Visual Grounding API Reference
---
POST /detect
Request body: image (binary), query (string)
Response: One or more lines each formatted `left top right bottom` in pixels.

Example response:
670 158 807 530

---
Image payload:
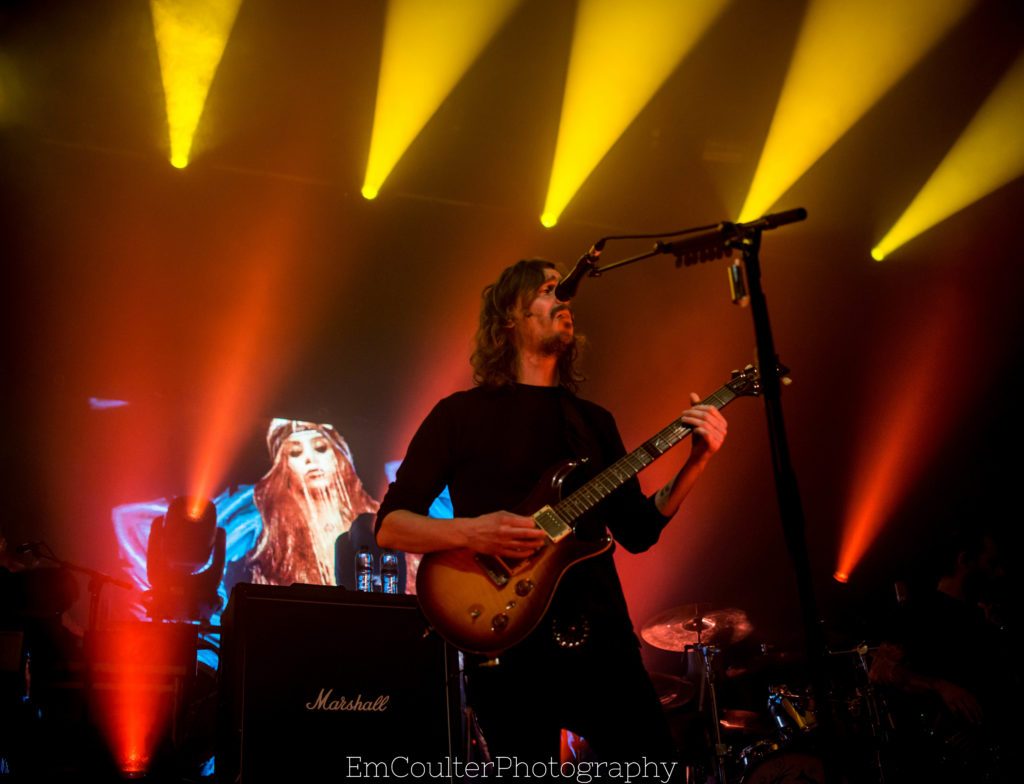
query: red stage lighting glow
834 283 969 582
187 285 272 516
184 195 322 515
89 624 178 778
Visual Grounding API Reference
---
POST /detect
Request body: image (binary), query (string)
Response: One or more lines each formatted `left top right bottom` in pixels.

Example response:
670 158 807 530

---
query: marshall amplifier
216 583 462 783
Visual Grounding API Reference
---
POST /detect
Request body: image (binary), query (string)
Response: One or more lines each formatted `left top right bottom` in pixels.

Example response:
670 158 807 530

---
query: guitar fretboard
552 384 739 525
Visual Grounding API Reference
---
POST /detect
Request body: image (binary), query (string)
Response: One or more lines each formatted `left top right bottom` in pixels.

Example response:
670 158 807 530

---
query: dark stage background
2 0 1022 685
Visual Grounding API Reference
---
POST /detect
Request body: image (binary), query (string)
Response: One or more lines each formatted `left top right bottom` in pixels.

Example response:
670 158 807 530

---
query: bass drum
739 738 825 784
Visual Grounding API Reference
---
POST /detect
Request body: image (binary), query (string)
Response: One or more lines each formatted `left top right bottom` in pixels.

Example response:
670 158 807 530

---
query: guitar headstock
726 361 791 398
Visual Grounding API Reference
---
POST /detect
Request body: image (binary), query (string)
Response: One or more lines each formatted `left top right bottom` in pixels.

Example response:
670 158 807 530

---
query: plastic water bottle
355 548 374 592
381 550 399 594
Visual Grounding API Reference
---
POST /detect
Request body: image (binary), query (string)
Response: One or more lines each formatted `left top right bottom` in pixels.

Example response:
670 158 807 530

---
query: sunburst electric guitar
415 363 781 655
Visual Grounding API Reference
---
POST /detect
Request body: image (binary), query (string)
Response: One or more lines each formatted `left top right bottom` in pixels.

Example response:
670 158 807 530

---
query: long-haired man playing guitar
376 259 727 776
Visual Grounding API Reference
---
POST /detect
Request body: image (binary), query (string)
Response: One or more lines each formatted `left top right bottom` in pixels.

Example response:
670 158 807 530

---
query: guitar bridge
533 505 571 542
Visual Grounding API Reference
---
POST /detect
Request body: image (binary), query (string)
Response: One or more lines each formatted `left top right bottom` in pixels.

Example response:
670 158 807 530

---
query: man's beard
538 333 574 356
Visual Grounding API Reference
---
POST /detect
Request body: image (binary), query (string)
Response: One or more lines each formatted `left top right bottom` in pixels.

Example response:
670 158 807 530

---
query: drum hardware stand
767 684 817 738
456 651 493 765
686 636 729 784
828 642 891 784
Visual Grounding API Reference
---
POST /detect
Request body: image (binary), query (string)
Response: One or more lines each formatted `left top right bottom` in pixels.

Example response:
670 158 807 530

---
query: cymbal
649 672 696 710
719 709 771 735
641 604 752 651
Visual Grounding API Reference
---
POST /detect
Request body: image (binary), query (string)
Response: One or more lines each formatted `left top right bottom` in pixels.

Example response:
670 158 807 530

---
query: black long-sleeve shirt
376 383 672 649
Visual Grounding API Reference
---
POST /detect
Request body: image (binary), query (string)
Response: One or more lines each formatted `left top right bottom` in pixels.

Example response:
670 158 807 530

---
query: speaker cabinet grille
217 584 460 783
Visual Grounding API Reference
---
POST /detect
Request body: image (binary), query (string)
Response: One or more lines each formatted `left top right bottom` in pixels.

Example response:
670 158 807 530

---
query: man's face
284 430 339 489
512 268 574 355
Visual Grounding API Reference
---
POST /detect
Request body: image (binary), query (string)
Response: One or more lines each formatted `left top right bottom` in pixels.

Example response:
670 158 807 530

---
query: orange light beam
186 256 279 516
91 625 174 778
184 193 320 515
835 293 961 581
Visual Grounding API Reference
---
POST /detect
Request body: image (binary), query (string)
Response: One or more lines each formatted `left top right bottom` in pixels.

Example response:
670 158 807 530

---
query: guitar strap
553 388 614 643
556 387 612 547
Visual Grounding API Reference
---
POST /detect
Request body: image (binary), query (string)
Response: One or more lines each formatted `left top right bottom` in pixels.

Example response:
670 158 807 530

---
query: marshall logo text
305 688 390 712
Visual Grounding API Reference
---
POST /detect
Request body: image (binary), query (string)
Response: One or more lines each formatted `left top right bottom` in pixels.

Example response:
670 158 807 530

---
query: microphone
555 241 604 302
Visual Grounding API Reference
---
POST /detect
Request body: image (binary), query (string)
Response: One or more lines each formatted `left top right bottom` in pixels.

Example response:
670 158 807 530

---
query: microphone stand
726 222 840 784
21 541 135 633
584 208 840 784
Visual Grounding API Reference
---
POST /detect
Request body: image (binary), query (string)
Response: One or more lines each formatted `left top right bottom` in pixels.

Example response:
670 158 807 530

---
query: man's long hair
471 259 584 391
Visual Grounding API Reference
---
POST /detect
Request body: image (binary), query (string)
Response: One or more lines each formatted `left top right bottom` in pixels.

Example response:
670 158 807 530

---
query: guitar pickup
533 506 571 542
473 554 510 587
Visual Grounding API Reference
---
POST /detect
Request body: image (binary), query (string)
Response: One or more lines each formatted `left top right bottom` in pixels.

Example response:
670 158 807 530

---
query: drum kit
641 603 890 784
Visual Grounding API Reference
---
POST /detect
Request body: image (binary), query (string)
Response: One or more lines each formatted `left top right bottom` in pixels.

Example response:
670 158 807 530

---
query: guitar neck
553 384 738 525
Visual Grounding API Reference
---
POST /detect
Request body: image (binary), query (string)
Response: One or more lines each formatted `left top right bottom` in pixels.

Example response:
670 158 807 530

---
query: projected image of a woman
248 419 379 586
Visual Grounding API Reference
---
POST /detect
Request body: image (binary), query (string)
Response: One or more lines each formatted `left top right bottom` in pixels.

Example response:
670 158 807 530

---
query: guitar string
551 385 741 524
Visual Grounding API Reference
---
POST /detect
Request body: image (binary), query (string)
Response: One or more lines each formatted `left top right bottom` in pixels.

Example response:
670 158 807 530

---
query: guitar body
413 363 779 656
415 459 612 655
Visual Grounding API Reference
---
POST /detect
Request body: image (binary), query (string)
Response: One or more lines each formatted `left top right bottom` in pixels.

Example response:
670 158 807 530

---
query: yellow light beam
738 0 974 222
150 0 243 168
361 0 521 200
541 0 730 228
872 51 1024 261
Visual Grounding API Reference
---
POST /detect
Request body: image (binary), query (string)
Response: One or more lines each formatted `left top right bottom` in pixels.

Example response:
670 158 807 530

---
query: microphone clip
555 239 605 302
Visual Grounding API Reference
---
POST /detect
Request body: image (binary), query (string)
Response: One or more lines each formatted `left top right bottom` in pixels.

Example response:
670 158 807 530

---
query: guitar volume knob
491 613 509 632
515 579 534 596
